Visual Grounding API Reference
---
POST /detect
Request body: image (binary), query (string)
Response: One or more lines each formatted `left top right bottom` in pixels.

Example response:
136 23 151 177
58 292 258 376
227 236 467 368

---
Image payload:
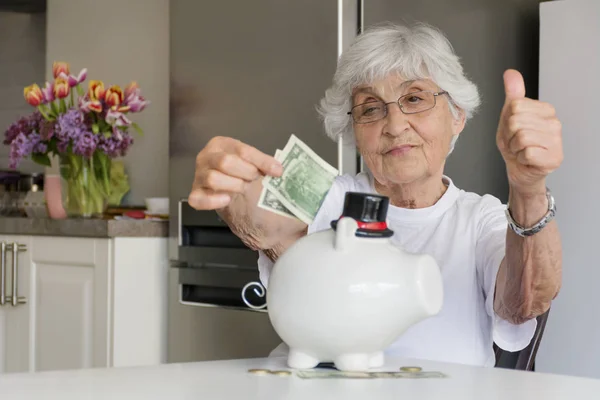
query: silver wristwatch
505 188 556 237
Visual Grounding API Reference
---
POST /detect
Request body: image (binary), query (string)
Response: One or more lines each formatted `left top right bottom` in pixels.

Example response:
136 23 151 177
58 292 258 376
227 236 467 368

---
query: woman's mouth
386 145 415 156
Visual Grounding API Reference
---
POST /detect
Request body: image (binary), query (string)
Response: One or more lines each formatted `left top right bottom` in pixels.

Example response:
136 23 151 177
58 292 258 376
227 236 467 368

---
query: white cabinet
0 235 168 374
0 235 32 374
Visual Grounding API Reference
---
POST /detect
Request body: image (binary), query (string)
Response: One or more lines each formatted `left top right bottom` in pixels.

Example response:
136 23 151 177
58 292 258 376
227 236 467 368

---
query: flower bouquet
3 62 149 218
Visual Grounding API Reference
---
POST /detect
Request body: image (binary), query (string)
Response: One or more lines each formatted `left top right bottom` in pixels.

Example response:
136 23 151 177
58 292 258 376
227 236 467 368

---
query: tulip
61 68 87 88
88 80 105 101
41 82 54 103
24 84 43 107
124 81 139 99
52 62 70 79
81 99 103 113
104 85 124 108
106 109 131 127
53 77 70 99
127 95 150 113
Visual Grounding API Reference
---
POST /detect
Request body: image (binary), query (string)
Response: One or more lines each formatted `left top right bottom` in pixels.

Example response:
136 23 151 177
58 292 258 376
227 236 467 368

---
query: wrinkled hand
188 136 282 210
496 69 564 194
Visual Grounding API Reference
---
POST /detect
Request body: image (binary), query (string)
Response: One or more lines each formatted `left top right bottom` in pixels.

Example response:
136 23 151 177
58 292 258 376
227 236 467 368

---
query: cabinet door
30 237 110 372
0 235 32 373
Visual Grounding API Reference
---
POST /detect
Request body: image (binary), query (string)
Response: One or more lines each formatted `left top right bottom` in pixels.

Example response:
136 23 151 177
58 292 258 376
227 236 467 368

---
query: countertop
0 217 168 238
0 356 598 400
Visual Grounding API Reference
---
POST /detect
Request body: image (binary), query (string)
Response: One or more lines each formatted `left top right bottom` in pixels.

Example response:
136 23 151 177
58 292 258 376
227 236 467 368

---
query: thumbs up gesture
496 69 563 195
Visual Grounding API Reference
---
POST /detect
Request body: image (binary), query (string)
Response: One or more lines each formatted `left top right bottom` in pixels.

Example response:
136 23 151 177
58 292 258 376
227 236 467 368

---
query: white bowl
145 197 169 215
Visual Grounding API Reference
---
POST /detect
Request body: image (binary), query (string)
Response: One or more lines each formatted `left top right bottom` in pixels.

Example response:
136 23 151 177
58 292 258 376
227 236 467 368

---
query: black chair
493 309 551 371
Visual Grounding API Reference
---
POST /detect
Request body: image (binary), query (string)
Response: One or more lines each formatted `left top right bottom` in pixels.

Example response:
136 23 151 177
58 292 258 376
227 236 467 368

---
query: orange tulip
125 81 139 99
88 80 105 101
88 100 103 113
104 85 124 108
52 62 70 79
24 84 43 106
53 77 70 99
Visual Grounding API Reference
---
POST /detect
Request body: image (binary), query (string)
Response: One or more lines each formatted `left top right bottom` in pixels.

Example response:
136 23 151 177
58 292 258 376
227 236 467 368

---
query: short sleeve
475 195 537 352
257 174 356 289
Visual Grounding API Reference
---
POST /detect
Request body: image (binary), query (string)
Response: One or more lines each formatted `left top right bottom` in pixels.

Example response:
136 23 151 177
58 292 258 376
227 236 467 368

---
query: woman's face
352 74 465 187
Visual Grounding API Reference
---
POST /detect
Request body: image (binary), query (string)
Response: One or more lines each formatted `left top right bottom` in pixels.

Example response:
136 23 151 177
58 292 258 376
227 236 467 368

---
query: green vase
59 153 112 218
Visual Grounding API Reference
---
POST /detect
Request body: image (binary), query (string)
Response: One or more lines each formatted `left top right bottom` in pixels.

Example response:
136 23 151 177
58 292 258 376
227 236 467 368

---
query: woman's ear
452 108 466 135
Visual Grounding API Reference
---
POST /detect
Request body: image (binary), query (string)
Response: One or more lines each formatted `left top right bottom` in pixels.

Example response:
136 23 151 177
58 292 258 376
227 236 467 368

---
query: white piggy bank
264 192 444 372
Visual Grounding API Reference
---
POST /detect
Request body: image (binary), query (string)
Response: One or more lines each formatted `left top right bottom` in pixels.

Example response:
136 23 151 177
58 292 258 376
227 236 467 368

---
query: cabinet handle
6 242 27 307
0 242 5 306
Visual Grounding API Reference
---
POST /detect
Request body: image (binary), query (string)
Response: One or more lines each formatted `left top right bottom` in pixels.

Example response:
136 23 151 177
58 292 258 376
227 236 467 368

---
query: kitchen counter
0 356 598 400
0 217 168 238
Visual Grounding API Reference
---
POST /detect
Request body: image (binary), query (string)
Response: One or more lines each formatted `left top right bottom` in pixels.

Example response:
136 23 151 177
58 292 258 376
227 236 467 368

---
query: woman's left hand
496 69 564 194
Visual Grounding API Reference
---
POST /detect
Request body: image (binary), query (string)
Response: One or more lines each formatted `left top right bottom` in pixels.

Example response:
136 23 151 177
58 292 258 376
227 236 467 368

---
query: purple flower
9 132 40 169
56 109 85 139
73 131 99 158
98 131 133 158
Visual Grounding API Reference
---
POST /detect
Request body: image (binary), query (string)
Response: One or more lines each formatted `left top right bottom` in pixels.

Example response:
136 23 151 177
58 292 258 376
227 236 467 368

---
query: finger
508 130 549 154
208 152 262 182
516 146 548 167
503 69 526 103
188 187 231 210
198 169 247 193
506 98 557 119
224 140 282 177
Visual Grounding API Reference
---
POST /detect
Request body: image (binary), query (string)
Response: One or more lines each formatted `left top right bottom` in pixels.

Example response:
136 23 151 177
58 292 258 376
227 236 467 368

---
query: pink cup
44 174 67 219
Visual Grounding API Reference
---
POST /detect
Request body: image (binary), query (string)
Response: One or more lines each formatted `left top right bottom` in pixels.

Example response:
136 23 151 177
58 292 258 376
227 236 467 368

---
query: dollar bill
263 134 338 225
296 370 447 379
257 150 298 220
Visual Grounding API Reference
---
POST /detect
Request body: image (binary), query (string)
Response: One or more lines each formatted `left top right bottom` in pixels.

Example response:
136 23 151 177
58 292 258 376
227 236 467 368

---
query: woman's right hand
188 136 283 210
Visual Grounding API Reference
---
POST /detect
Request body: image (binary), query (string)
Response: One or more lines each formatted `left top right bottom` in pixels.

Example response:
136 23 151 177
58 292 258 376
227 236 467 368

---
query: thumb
503 69 526 103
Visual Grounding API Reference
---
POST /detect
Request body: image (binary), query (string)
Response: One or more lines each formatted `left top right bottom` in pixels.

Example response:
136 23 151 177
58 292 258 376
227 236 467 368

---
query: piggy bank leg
369 351 384 368
334 354 370 372
288 349 320 369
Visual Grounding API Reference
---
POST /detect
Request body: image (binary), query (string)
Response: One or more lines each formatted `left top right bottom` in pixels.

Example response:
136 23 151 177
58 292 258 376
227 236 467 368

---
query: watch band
505 188 556 237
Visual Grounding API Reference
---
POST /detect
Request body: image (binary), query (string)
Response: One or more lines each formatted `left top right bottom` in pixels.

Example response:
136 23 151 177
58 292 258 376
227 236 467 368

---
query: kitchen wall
0 11 46 174
364 0 543 202
45 0 169 205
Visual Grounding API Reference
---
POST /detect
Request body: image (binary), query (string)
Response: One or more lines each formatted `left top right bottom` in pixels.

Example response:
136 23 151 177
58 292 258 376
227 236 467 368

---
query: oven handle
241 281 267 310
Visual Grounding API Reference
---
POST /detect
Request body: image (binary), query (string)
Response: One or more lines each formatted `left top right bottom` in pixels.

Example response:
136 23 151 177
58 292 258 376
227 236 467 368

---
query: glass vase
59 153 112 218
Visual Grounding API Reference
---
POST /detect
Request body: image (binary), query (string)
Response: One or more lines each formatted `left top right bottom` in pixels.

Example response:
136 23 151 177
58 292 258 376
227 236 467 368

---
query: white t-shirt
257 172 537 367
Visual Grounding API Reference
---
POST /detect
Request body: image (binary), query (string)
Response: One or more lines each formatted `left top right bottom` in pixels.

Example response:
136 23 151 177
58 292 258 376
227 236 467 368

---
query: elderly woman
188 23 563 367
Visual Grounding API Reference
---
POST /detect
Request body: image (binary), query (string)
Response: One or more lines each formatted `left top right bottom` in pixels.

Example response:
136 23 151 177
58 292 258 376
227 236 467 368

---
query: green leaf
92 123 100 134
76 84 84 97
50 101 59 116
104 131 112 138
31 153 51 167
131 122 144 136
37 105 52 121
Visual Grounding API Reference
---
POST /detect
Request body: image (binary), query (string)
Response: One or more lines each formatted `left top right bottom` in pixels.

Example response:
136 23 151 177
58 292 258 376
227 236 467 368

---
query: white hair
317 22 481 149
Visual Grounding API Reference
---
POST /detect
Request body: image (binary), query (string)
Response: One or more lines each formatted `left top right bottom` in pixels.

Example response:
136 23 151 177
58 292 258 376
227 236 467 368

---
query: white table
0 356 598 399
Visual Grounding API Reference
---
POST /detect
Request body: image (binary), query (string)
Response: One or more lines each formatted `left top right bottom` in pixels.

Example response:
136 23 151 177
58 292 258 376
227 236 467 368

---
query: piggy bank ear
334 217 359 251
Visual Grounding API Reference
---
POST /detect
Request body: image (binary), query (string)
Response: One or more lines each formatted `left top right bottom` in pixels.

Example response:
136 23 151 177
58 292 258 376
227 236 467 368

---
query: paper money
296 370 447 379
263 134 338 224
257 149 297 219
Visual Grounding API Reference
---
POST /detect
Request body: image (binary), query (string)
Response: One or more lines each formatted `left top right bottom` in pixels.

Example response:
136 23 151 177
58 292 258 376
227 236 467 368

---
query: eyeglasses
347 90 449 124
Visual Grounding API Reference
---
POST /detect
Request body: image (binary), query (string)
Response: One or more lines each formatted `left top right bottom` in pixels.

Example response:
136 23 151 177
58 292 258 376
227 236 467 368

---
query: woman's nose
383 102 410 137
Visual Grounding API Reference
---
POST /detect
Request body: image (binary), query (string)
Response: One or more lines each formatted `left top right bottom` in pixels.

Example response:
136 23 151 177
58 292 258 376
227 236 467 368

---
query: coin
270 370 292 377
248 368 271 375
400 366 422 373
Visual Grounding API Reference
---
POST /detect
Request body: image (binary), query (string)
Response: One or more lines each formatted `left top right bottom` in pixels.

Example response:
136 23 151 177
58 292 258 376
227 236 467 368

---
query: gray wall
0 12 46 174
536 0 600 380
45 0 169 206
364 0 543 202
